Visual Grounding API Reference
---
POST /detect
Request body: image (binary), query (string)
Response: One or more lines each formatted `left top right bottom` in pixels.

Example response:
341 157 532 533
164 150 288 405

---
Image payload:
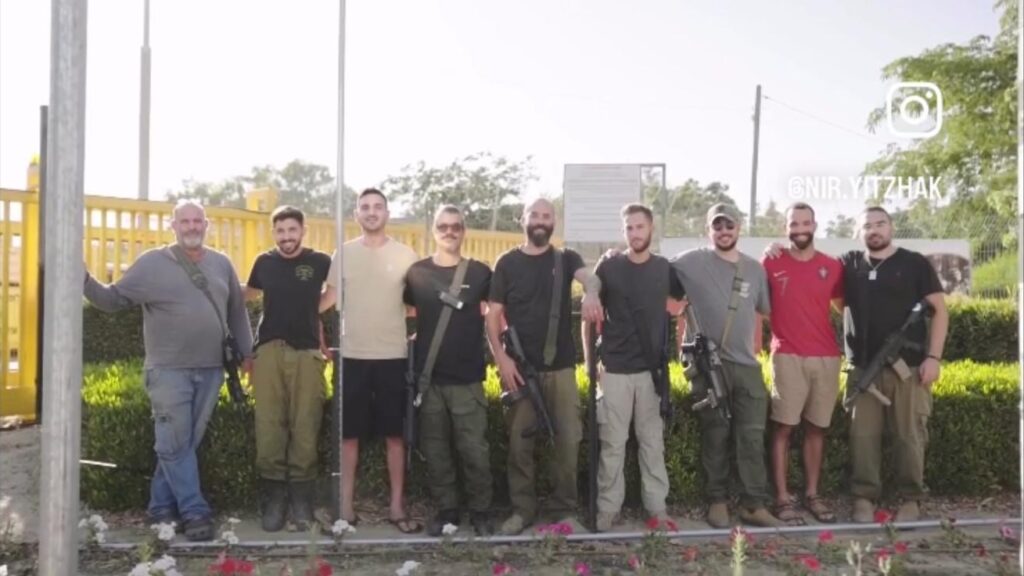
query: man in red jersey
762 202 843 525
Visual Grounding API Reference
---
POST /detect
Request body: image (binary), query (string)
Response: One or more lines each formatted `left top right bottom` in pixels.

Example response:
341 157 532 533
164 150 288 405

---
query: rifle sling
416 258 471 403
543 248 564 367
168 245 230 342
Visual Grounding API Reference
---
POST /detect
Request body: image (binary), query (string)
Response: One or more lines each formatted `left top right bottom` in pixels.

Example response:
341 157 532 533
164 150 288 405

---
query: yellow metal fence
0 187 525 421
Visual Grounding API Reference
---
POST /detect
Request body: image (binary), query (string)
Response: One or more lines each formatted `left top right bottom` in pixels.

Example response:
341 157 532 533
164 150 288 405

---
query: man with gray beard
84 200 253 541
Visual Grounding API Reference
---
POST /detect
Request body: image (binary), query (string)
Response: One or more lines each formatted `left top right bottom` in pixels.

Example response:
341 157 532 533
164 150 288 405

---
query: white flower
129 562 152 576
395 560 421 576
152 555 176 572
89 514 109 532
227 517 241 525
1 564 8 576
95 531 106 544
151 522 176 542
220 530 239 546
441 523 458 536
331 519 356 536
78 519 89 529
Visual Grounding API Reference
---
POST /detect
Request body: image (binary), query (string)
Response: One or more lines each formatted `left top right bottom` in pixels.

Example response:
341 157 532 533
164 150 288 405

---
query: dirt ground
2 424 1022 575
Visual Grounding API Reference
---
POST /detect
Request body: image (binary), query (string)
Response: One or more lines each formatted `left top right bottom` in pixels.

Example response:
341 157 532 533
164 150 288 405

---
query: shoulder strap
417 258 471 394
543 248 564 366
168 245 229 339
720 264 744 345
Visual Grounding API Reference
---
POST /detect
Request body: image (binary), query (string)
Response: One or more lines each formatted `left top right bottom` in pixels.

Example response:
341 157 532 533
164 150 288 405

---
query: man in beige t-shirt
321 188 420 532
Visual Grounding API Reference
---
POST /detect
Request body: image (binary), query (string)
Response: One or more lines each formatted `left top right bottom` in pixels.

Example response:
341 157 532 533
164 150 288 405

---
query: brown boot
895 500 920 523
739 507 783 528
707 502 730 529
852 498 875 524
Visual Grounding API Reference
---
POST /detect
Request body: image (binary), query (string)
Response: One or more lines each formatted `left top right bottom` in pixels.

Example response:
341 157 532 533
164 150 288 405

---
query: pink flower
894 541 908 555
492 563 513 576
645 517 660 531
817 530 834 544
874 510 893 524
799 555 821 572
627 555 642 570
573 561 590 575
876 549 891 562
665 519 678 532
1000 524 1019 543
557 522 574 536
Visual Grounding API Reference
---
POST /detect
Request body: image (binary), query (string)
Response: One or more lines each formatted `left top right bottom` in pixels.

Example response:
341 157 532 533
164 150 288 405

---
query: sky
0 0 1004 230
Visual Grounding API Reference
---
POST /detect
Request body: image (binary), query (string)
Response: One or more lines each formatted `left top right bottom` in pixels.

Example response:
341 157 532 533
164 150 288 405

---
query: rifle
500 326 556 439
653 313 673 423
843 299 931 410
403 337 417 469
222 334 247 405
679 302 732 420
585 322 601 532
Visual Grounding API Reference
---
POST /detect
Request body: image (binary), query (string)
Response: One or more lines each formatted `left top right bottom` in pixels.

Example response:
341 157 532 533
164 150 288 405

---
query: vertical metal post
38 0 87 572
138 0 151 200
332 0 347 519
1016 0 1023 562
35 105 48 424
749 84 762 229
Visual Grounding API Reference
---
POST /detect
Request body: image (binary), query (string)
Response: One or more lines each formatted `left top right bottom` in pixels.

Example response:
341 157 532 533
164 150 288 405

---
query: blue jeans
144 367 223 521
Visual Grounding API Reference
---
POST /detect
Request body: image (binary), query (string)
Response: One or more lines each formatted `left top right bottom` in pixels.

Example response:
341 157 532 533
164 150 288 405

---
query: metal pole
332 0 347 520
35 105 48 424
39 0 87 572
1016 0 1023 566
138 0 151 200
749 84 762 230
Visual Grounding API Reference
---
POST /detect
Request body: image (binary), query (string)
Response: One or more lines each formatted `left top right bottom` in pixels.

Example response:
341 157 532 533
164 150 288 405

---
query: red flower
666 519 679 532
492 563 513 576
682 547 699 562
573 561 590 575
627 555 642 570
799 555 821 572
874 510 893 524
876 549 891 562
976 544 988 557
209 556 254 575
894 541 908 555
817 530 834 544
645 517 660 531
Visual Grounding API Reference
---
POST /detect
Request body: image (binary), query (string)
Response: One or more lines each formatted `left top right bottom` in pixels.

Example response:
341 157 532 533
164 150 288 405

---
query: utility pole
331 0 347 521
39 0 88 572
138 0 151 200
749 84 762 231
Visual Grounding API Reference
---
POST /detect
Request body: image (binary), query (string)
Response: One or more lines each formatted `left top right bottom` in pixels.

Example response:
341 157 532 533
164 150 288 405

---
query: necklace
865 252 890 281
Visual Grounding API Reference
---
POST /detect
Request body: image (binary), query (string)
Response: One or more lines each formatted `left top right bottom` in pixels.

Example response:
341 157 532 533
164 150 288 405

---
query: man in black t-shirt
403 205 494 537
245 206 331 532
840 207 947 524
583 204 684 532
486 198 604 535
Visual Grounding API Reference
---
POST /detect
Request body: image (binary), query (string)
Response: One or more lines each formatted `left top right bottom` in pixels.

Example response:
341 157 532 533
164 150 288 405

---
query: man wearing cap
670 203 781 528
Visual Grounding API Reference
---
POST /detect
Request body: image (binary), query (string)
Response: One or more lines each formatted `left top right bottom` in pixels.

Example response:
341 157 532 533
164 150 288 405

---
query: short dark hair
271 205 304 226
358 187 388 208
620 203 654 222
861 206 892 223
785 201 815 222
434 204 464 222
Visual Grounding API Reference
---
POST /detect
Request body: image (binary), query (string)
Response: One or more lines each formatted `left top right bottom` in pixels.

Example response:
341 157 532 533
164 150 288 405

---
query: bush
972 250 1019 298
81 358 1019 512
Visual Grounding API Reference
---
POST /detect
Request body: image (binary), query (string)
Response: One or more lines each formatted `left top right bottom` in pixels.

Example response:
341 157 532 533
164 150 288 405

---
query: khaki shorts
769 354 841 428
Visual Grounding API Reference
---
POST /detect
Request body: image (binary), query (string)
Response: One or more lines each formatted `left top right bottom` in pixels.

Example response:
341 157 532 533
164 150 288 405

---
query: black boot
261 479 289 532
427 509 460 537
289 480 316 531
470 511 493 536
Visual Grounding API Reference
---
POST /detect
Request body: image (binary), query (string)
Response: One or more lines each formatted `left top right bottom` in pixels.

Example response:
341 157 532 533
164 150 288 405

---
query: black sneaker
470 511 493 536
183 516 215 542
427 509 460 537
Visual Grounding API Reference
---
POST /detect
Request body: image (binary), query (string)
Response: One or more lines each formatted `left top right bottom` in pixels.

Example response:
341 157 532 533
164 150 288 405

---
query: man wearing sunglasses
670 203 781 528
403 205 494 536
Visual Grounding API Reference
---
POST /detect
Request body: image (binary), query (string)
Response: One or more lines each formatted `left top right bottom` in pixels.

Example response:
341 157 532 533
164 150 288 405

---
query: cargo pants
506 367 583 522
419 382 493 512
696 360 771 510
252 340 327 482
848 365 931 501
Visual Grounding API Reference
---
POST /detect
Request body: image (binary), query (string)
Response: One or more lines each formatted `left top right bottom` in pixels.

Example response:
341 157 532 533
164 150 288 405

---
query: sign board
563 164 642 243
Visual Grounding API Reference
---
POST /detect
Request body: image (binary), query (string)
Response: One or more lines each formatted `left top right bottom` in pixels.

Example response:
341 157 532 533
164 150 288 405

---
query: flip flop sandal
389 517 423 534
771 501 806 526
805 495 837 524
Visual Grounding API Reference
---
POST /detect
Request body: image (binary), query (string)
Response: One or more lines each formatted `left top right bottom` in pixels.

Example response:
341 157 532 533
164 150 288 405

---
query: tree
647 179 736 237
167 159 356 217
382 152 536 231
863 0 1018 249
749 200 786 237
825 214 856 238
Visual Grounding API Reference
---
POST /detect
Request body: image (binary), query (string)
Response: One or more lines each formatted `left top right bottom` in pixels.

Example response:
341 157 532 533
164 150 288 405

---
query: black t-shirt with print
247 248 331 350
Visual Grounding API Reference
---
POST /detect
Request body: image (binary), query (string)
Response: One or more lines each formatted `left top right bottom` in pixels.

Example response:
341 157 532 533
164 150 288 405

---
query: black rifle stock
843 299 930 410
680 304 732 420
654 313 673 422
403 338 417 470
222 334 247 405
585 322 601 532
500 326 556 440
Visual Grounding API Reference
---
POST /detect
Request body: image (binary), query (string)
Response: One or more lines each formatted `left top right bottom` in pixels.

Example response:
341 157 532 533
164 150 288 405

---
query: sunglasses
436 223 465 233
712 219 736 232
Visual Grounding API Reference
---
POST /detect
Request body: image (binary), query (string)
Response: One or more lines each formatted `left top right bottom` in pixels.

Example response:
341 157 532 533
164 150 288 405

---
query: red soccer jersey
762 251 843 357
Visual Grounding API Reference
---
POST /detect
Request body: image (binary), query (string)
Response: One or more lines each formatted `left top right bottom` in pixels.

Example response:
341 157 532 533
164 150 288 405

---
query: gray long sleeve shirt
83 246 253 369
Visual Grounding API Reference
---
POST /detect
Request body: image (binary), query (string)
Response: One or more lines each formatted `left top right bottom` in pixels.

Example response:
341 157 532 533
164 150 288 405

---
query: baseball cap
706 203 741 225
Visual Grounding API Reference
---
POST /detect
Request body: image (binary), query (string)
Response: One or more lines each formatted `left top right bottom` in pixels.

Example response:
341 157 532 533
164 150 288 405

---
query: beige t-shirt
327 237 417 359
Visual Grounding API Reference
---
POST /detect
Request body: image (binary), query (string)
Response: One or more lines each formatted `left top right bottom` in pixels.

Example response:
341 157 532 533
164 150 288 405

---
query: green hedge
80 358 1020 512
84 297 1018 365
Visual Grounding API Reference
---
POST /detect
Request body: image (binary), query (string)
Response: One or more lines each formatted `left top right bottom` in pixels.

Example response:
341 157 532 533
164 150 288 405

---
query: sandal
389 516 423 534
771 500 806 526
805 495 836 524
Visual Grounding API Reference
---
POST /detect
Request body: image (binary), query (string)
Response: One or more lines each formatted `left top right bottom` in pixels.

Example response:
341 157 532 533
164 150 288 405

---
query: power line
762 94 887 144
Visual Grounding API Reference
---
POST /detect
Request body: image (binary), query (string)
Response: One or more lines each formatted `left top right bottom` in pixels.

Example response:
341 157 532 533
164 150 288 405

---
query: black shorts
341 358 406 440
